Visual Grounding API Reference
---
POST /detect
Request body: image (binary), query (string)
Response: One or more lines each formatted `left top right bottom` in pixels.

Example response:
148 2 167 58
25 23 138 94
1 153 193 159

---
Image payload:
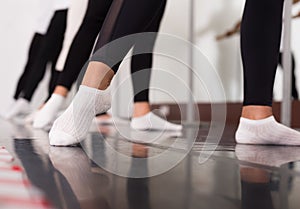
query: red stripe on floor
0 196 52 208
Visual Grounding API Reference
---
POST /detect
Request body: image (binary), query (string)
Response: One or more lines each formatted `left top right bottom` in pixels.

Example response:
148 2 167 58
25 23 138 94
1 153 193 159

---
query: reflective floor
1 118 300 209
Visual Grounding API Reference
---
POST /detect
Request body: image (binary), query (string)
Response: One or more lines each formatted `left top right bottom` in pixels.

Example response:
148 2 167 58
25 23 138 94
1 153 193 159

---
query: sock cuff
132 112 151 120
79 85 110 96
18 97 30 104
240 116 276 125
51 93 65 101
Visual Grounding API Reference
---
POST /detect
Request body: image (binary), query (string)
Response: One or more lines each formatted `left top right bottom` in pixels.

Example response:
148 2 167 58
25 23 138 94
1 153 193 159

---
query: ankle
54 86 69 97
133 102 151 118
241 105 273 120
82 62 115 90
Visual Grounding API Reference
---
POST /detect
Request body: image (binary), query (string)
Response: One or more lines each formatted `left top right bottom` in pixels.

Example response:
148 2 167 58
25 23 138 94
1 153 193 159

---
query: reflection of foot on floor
49 147 110 198
236 116 300 145
11 124 32 139
235 144 300 167
49 147 91 176
49 86 111 146
131 112 182 131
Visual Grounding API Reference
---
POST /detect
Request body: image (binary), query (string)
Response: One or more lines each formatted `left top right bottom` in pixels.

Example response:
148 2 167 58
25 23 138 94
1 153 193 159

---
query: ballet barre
282 0 293 126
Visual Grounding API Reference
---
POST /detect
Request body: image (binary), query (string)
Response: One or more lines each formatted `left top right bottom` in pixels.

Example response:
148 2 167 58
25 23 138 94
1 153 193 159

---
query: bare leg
132 102 151 118
82 62 115 90
53 86 69 97
241 106 273 120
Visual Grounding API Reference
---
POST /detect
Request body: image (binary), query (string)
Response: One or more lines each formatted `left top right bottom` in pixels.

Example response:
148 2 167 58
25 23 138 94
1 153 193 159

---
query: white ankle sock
24 110 38 125
130 112 182 131
236 116 300 145
33 94 65 129
4 98 31 119
49 85 111 146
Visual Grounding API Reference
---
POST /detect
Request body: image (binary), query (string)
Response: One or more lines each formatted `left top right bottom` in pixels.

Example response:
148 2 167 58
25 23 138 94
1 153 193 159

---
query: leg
129 0 182 131
3 34 46 119
29 46 63 125
29 10 67 128
33 0 113 128
55 0 113 93
89 0 166 77
14 33 44 100
2 33 44 119
241 0 283 112
49 0 166 146
46 28 66 102
130 0 164 115
96 1 167 123
22 10 67 101
236 0 300 145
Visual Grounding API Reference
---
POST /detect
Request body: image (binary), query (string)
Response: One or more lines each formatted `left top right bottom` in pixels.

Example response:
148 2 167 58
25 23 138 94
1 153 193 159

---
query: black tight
14 33 61 102
14 33 43 100
16 10 67 102
56 0 166 102
56 0 112 91
129 2 166 102
241 0 284 106
91 0 166 79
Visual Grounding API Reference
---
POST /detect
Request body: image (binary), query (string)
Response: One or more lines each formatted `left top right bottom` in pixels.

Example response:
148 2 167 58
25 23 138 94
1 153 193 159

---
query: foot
235 116 300 145
33 94 65 129
3 98 31 119
117 125 183 144
24 111 37 125
49 85 111 146
130 112 182 131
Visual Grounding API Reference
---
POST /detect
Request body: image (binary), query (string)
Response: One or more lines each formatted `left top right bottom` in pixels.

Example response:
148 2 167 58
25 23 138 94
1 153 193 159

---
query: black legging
56 0 111 91
89 0 166 99
14 33 61 101
278 52 299 99
16 10 67 102
56 0 166 102
241 0 285 106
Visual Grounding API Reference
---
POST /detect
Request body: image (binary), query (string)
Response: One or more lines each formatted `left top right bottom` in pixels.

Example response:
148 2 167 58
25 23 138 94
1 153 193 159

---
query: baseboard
152 101 300 128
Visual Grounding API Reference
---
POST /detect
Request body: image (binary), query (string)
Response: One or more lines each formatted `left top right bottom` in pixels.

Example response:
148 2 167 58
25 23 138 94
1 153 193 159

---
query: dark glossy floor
1 119 300 209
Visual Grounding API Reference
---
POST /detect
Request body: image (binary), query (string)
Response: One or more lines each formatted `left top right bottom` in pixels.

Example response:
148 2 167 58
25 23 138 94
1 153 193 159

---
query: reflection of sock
49 85 111 146
33 94 65 129
236 144 300 167
236 116 300 145
241 181 273 209
130 112 182 131
3 98 30 119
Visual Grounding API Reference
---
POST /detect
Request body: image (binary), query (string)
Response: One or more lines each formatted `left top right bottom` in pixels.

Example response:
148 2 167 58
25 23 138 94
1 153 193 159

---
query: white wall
0 0 299 115
0 0 40 110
